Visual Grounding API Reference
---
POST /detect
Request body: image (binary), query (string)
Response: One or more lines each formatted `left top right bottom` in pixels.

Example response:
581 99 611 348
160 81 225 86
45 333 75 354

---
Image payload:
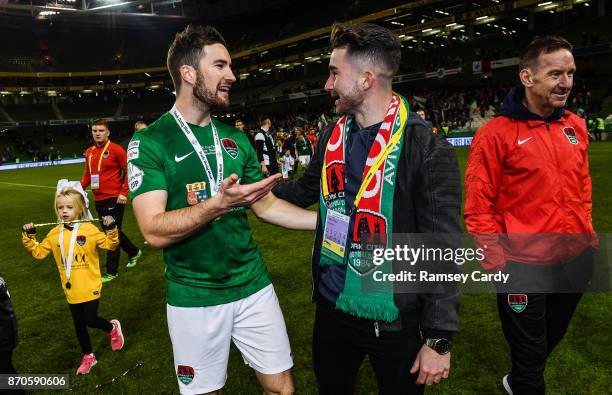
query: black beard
193 70 229 110
332 85 363 115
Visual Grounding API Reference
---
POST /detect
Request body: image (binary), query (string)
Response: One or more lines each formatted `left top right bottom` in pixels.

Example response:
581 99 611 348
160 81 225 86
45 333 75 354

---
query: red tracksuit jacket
465 86 596 270
81 140 129 201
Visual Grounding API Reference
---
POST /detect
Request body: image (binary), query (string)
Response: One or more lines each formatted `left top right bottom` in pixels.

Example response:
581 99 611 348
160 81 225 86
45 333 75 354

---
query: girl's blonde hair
54 188 88 221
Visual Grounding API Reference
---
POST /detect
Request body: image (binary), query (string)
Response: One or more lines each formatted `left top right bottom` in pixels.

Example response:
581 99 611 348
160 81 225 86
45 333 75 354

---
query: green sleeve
241 136 264 185
127 135 168 199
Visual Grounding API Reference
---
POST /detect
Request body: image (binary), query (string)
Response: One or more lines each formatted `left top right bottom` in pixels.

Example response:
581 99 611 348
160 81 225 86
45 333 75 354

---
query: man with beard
465 37 596 395
273 23 461 394
127 25 316 395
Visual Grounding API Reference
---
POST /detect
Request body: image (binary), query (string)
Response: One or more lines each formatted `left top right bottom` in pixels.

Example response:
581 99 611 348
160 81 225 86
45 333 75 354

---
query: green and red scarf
319 93 409 322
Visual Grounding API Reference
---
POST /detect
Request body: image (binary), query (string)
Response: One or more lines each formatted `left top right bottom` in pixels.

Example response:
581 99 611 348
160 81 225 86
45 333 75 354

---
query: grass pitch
0 144 610 394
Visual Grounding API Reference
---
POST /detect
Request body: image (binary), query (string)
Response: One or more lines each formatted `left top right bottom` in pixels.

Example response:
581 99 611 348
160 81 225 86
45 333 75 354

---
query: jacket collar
497 85 565 124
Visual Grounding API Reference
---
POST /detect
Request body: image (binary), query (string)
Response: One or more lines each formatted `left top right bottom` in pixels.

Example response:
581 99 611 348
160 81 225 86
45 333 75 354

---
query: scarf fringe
336 293 399 322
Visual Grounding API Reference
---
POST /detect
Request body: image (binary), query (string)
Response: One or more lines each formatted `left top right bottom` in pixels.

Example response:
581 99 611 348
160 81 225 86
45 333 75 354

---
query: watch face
428 338 451 354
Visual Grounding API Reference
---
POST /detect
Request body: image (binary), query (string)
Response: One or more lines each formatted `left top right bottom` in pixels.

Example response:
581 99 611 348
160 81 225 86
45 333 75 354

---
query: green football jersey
127 112 270 307
296 137 311 156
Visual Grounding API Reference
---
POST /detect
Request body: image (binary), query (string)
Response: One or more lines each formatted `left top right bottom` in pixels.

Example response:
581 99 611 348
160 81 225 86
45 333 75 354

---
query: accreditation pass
322 209 350 261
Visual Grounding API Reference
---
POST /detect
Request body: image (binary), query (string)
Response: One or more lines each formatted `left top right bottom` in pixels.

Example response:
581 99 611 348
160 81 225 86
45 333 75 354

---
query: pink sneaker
107 319 124 351
76 353 97 375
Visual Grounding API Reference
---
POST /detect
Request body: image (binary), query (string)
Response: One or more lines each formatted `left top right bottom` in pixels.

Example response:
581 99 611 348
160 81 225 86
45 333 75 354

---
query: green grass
0 143 611 394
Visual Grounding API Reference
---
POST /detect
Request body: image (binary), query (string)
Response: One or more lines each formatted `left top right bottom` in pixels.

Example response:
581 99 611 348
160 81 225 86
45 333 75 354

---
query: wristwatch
425 338 451 355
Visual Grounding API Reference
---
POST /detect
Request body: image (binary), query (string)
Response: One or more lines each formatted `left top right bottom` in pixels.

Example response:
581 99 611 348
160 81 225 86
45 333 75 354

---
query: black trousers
313 301 424 395
497 252 593 395
94 198 139 275
68 299 113 355
0 349 26 394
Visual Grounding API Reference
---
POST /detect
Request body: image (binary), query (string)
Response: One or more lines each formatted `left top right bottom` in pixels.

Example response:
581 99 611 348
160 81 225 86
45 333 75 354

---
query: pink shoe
107 319 124 351
76 353 97 375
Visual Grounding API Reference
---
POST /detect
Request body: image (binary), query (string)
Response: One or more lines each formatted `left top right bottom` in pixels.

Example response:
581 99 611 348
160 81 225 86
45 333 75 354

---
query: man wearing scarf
273 23 461 394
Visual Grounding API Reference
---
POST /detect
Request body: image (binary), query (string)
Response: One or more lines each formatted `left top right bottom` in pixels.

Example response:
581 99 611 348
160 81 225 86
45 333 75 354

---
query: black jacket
0 277 18 352
273 113 462 338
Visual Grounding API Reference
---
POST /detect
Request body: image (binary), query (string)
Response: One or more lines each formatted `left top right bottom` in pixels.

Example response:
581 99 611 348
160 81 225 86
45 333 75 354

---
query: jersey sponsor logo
562 126 578 145
508 293 528 313
174 152 194 162
74 253 87 263
186 181 208 205
177 365 195 385
128 162 144 192
517 137 533 145
221 138 239 159
127 147 139 161
76 235 86 246
128 140 140 150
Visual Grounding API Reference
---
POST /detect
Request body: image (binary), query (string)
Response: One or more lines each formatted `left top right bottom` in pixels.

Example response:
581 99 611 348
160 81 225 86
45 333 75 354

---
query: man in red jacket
82 119 141 282
465 37 596 395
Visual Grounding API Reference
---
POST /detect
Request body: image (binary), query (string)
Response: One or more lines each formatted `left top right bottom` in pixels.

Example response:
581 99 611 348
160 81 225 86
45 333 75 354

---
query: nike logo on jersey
175 152 194 162
518 137 533 145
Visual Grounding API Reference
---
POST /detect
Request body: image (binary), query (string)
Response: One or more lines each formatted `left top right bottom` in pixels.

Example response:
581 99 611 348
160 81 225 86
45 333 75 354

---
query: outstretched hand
214 173 280 211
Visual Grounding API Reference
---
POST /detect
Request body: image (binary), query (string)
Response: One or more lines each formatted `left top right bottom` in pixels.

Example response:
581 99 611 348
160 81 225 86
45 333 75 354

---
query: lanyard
59 223 81 284
88 140 111 174
170 106 223 196
322 96 408 211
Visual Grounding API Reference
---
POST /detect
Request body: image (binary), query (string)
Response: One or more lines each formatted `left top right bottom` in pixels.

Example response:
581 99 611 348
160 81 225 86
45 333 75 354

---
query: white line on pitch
0 182 56 189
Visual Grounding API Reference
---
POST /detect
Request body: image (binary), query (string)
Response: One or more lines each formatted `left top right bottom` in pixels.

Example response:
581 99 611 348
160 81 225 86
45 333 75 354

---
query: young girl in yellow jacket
22 180 124 375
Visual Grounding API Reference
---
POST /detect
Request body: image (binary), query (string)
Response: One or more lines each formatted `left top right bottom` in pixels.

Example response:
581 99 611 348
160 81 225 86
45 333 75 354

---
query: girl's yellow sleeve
97 226 119 251
21 232 53 260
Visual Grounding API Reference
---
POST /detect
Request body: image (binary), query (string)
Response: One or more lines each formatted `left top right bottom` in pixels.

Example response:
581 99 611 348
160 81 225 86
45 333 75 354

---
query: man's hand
101 216 116 227
261 163 269 176
117 194 128 204
213 173 280 212
410 345 450 386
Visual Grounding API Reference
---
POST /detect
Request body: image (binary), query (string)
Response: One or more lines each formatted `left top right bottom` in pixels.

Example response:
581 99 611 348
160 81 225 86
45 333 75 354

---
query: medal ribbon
170 106 224 196
59 223 81 285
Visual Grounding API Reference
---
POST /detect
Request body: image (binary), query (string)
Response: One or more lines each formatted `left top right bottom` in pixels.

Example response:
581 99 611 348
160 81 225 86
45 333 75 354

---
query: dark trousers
68 299 113 355
94 198 139 275
313 301 424 395
0 349 26 394
497 252 593 394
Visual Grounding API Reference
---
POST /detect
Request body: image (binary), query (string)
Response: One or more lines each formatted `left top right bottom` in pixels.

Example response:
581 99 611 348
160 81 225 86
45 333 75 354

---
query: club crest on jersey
103 150 110 158
177 365 195 385
508 294 528 313
562 126 578 145
76 235 86 246
221 138 239 159
186 181 208 206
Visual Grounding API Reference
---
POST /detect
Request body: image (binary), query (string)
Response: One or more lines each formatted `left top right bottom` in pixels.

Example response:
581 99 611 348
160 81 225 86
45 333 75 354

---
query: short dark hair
259 117 271 127
91 119 109 128
167 24 227 94
519 36 573 70
330 22 401 78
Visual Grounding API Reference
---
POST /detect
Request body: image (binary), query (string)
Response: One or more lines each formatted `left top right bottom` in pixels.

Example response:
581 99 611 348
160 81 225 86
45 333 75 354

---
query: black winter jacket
273 113 462 338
